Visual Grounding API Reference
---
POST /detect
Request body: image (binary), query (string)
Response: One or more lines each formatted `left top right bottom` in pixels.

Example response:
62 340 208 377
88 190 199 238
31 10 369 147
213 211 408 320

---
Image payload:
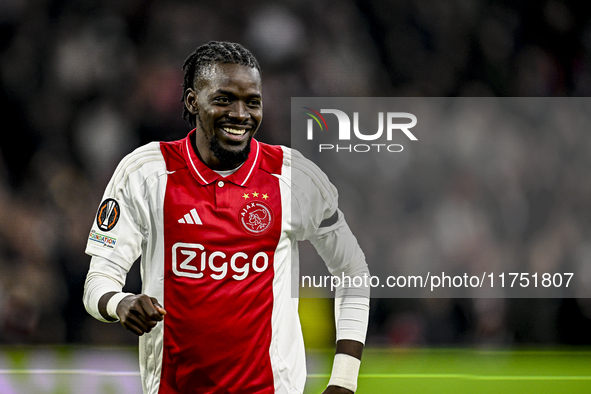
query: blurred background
1 0 591 388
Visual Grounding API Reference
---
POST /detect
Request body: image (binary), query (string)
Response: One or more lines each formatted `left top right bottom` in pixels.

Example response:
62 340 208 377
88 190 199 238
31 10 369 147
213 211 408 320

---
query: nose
228 101 250 122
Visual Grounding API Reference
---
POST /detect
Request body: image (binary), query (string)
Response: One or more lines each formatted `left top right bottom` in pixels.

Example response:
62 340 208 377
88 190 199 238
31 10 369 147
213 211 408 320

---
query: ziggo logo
172 242 269 280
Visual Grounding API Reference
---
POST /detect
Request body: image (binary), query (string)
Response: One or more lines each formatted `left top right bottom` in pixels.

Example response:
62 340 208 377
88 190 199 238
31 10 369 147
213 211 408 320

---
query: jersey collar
182 129 262 187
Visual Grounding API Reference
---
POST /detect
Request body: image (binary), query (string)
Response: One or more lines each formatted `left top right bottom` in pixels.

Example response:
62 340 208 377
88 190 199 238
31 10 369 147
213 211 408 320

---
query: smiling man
185 61 262 170
83 41 370 394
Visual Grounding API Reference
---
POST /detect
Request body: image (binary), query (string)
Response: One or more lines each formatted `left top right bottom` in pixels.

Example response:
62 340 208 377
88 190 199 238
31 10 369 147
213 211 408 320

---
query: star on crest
262 193 269 200
242 193 250 199
252 191 259 197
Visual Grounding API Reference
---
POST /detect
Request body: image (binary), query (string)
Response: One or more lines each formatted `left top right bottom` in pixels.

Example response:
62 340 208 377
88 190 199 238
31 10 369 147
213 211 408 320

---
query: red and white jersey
84 130 369 394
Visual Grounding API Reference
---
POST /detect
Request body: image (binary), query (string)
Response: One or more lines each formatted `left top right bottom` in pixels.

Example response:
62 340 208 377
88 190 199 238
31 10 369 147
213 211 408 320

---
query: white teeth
222 127 246 135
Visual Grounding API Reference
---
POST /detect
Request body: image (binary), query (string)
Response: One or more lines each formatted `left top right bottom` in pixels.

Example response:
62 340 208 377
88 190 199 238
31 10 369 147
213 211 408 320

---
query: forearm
329 277 369 393
310 214 369 392
336 339 363 360
329 249 369 393
327 299 367 393
98 291 121 321
83 256 129 322
325 340 364 393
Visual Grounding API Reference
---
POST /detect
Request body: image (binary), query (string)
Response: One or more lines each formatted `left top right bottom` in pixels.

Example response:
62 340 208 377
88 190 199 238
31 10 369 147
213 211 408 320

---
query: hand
116 294 167 336
322 386 353 394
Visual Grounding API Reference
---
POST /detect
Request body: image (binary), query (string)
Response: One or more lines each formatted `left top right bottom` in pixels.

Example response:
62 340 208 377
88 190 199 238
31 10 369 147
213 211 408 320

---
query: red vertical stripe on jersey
158 135 282 394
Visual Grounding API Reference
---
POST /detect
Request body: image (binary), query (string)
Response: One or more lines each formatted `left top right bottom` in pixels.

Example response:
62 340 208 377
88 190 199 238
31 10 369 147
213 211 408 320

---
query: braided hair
181 41 261 126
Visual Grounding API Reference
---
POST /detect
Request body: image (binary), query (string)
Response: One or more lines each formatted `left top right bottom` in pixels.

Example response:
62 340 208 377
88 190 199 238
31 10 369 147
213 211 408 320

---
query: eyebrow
215 89 262 99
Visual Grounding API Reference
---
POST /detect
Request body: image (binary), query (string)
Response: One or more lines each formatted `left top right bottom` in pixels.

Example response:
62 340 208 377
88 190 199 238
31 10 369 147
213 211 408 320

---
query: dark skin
185 63 262 171
98 63 363 394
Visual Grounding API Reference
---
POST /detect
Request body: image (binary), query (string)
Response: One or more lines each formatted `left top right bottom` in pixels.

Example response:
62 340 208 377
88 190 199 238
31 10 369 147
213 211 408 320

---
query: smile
221 126 248 137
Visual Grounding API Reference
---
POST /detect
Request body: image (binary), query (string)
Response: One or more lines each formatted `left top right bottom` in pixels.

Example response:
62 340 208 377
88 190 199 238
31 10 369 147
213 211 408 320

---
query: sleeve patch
88 230 117 249
96 198 121 231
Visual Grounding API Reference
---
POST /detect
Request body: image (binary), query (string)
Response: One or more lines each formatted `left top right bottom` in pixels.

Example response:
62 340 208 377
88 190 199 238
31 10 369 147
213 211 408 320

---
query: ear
184 88 198 115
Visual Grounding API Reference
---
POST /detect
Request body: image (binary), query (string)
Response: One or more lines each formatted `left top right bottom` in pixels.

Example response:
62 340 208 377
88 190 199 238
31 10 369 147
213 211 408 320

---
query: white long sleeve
309 210 370 344
83 255 130 322
290 148 370 344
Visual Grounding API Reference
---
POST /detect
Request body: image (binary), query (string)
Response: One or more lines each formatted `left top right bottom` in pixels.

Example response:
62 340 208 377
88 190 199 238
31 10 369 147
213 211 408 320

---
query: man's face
185 63 263 170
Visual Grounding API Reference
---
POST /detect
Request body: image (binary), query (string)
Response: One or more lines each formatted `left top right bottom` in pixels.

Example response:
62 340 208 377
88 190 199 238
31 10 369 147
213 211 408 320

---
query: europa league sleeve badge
96 198 121 232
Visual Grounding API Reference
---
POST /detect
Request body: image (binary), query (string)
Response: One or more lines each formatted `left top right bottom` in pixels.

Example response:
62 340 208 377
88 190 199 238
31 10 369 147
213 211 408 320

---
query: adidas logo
178 208 203 225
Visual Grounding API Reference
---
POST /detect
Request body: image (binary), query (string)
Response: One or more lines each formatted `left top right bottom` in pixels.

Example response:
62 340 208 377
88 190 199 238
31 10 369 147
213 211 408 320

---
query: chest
162 168 283 282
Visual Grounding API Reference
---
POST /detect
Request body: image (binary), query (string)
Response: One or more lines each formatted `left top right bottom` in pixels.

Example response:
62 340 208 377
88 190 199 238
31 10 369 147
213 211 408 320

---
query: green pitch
1 346 591 392
305 348 591 394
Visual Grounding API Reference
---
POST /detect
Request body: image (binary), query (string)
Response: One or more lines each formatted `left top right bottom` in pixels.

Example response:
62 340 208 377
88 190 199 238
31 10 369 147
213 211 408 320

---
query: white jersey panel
270 147 307 393
84 141 167 394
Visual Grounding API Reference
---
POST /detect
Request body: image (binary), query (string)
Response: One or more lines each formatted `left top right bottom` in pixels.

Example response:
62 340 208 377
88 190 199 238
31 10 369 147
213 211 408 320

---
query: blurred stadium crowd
1 0 591 347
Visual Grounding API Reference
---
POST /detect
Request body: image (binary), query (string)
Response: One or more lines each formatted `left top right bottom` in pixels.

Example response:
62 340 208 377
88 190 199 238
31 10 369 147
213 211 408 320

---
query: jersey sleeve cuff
106 292 135 321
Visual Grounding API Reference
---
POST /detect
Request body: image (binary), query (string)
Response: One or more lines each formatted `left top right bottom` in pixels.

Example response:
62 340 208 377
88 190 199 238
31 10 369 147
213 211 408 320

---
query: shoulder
256 140 285 175
288 147 337 203
117 141 164 168
279 146 338 208
106 141 167 195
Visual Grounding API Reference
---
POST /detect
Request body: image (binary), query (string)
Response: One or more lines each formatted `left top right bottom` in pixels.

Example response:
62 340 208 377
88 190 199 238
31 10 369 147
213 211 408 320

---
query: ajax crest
240 201 273 235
